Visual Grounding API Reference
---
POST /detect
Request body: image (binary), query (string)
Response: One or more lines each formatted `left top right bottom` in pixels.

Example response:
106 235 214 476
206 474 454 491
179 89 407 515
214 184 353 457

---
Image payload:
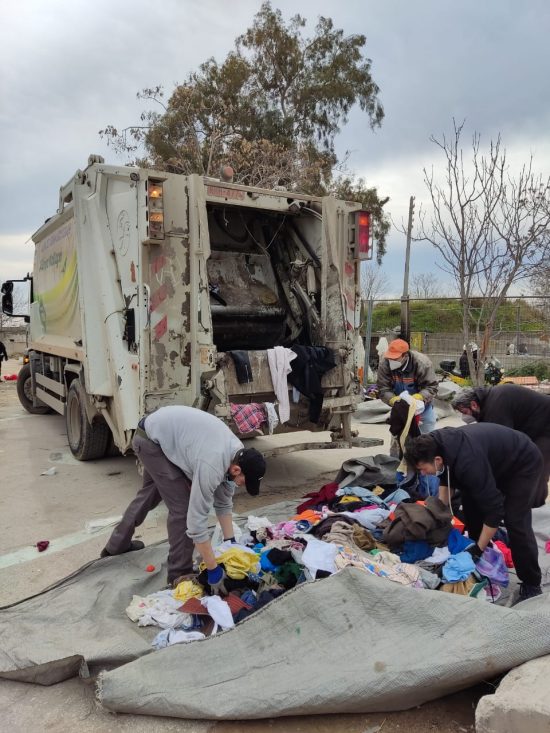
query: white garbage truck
2 155 377 460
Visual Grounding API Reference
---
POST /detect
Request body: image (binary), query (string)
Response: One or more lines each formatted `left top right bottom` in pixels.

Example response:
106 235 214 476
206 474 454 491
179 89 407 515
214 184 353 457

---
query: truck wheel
16 363 52 415
66 380 109 460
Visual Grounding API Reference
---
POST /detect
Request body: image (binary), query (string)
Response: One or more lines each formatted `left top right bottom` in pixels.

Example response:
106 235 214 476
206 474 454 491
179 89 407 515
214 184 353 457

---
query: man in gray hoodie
101 406 266 592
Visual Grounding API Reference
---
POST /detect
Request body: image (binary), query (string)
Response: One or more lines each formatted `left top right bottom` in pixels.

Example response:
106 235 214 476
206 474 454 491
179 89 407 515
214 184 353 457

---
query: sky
1 0 549 297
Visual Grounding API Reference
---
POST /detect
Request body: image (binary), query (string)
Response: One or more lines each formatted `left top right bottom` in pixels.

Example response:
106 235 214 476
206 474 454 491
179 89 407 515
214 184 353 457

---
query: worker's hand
224 537 237 543
464 544 483 561
389 395 400 406
207 564 228 596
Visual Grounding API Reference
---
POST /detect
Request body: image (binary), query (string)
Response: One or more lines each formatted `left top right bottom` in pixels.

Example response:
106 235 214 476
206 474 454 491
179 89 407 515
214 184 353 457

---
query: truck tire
66 379 110 460
16 363 52 415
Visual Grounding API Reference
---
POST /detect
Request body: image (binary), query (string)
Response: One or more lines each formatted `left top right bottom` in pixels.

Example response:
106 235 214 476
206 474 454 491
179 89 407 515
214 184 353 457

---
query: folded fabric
475 546 510 587
352 524 377 551
336 486 388 505
152 629 205 649
245 515 273 532
382 497 452 547
340 508 390 532
264 402 279 434
423 546 451 565
296 482 339 513
399 540 433 564
126 590 193 629
494 540 514 568
440 576 477 595
383 488 411 506
230 403 267 434
442 552 476 583
200 596 235 631
302 536 338 575
447 528 473 555
172 580 204 603
335 454 400 490
208 547 260 579
335 548 423 588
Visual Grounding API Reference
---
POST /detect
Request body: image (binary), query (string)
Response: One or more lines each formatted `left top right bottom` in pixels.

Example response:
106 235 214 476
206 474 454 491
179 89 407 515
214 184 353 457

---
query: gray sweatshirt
144 406 244 544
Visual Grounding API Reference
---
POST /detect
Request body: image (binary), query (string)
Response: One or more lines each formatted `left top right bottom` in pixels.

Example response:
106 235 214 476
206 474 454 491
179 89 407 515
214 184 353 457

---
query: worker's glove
224 537 237 544
207 564 228 596
464 544 483 561
400 391 425 416
389 395 401 406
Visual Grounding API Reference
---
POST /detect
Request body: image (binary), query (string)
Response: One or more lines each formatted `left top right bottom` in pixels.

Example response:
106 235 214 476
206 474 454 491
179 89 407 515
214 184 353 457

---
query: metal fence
364 296 550 378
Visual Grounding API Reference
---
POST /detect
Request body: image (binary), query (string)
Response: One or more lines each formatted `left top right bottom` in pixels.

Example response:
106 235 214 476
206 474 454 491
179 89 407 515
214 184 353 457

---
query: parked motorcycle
439 357 504 386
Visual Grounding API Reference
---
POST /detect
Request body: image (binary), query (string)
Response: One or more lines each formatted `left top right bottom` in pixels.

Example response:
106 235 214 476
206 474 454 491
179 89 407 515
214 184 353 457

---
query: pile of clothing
126 482 514 650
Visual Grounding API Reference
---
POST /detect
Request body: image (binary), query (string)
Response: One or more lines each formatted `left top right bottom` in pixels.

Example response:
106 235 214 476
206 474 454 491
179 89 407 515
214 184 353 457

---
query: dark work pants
105 434 194 584
534 435 550 507
462 463 543 587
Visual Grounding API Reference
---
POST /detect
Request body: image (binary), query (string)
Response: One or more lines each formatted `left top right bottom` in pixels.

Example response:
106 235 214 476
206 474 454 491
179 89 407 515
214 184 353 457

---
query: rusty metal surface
259 437 384 458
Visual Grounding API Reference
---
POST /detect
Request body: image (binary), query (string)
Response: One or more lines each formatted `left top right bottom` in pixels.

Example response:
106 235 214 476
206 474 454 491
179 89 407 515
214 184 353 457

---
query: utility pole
400 196 415 342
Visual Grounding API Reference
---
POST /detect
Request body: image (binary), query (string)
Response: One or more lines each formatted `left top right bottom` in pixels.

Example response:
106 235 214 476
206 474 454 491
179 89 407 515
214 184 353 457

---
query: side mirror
1 281 14 315
1 278 31 319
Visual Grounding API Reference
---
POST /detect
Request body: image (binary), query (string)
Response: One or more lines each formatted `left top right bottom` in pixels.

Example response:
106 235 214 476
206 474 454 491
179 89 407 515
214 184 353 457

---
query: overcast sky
1 0 549 296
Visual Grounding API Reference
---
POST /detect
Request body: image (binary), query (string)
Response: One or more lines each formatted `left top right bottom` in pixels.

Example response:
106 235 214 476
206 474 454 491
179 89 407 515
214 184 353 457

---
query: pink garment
230 403 267 434
545 540 550 554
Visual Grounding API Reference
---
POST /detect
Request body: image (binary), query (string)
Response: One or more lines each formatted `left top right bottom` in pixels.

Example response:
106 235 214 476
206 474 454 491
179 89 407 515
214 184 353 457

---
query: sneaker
100 540 145 558
517 584 543 603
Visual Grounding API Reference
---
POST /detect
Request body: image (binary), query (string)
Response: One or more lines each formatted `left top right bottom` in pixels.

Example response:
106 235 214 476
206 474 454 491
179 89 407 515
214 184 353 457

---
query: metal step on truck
2 155 382 460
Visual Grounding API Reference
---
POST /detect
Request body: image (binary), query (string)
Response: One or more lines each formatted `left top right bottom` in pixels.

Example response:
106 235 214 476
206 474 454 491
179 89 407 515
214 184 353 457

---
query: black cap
238 448 266 496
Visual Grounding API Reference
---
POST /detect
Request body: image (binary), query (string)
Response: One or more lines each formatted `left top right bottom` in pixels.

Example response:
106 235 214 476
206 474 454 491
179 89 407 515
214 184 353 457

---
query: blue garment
419 402 436 433
400 540 433 564
442 552 475 582
397 471 439 499
260 552 279 572
241 590 257 607
447 528 474 555
383 488 410 505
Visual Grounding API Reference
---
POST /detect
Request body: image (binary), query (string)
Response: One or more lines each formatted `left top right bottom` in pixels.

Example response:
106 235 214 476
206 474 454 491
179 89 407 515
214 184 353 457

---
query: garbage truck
2 155 376 460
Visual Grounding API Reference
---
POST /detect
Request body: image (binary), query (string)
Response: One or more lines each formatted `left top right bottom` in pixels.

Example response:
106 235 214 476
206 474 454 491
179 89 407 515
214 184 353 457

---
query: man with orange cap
377 338 438 433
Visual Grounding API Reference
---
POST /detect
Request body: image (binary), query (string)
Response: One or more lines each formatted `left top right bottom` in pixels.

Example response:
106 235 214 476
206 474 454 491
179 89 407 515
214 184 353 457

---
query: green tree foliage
99 2 389 259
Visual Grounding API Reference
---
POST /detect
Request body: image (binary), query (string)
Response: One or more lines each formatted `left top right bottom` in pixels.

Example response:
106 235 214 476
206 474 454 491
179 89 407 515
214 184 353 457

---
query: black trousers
534 435 550 507
462 462 543 587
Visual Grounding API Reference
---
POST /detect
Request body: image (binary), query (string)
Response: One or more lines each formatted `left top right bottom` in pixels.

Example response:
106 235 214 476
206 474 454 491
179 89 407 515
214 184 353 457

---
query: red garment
296 482 339 514
494 540 514 568
230 403 267 434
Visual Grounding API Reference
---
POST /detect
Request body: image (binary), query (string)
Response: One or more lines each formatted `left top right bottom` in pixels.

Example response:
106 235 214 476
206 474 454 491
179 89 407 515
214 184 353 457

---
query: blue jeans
419 402 436 433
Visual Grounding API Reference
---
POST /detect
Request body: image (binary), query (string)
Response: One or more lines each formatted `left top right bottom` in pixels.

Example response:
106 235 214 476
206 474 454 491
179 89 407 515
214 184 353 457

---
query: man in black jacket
405 423 544 602
452 385 550 507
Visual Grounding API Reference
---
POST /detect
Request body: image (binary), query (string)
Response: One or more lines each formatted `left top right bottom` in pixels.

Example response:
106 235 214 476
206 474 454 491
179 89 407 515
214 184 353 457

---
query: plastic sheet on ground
1 502 550 720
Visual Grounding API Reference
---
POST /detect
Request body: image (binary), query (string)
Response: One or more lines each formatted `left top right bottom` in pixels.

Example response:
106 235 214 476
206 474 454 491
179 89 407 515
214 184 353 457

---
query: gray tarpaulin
1 502 550 719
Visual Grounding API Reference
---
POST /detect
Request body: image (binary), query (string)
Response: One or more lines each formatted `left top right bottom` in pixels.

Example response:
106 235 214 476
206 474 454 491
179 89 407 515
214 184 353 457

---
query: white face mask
389 359 403 370
435 460 445 477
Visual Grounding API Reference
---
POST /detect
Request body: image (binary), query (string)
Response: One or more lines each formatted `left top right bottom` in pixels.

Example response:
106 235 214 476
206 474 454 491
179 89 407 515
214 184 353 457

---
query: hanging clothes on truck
267 346 296 423
288 346 336 423
228 351 254 384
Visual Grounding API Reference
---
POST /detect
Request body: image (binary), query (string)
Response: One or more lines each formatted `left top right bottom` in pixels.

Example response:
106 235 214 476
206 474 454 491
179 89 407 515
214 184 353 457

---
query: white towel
267 346 296 423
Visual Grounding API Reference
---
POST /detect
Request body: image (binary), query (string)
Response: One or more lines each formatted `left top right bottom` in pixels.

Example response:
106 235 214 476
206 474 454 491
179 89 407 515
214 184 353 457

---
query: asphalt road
0 365 482 733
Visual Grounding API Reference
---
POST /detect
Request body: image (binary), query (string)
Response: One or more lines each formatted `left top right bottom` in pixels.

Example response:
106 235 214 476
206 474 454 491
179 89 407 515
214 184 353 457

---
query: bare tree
410 272 440 299
360 263 389 302
418 121 550 384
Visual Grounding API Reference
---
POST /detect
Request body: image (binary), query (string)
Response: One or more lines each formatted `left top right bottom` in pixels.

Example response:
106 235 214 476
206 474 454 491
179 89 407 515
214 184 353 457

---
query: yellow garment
372 486 385 496
389 395 400 406
412 393 424 401
200 547 260 579
339 495 363 504
440 576 476 596
172 580 203 603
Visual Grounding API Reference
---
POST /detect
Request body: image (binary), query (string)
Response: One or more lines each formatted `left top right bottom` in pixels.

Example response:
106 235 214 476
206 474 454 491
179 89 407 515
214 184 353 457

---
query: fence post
363 298 374 387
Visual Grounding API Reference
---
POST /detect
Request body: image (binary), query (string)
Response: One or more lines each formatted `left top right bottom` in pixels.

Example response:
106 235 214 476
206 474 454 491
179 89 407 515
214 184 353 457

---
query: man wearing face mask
377 338 439 433
404 423 544 602
452 385 550 507
101 405 266 592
